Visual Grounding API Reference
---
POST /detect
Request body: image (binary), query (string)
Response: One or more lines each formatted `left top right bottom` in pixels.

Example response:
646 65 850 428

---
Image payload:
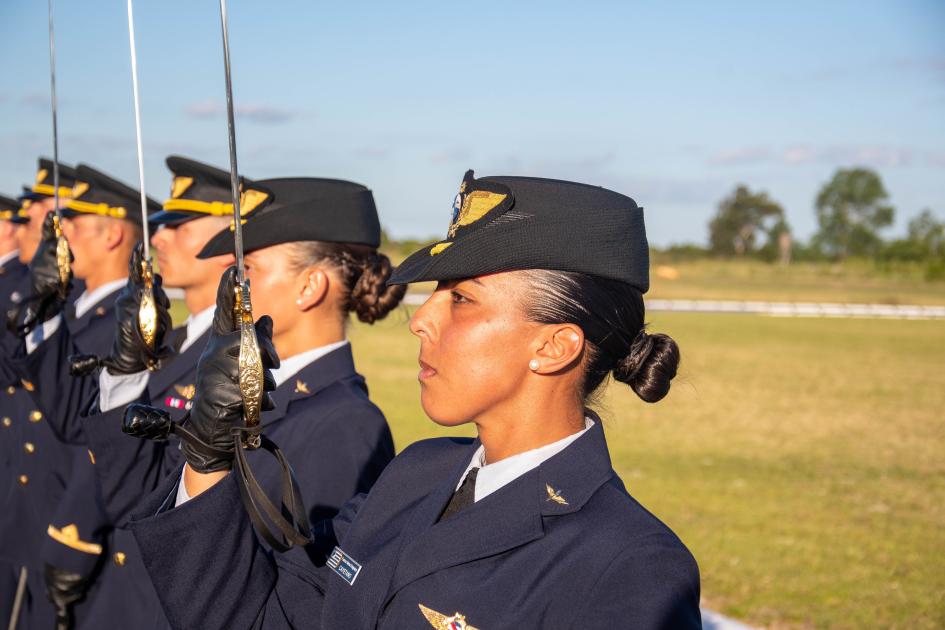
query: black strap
231 428 312 552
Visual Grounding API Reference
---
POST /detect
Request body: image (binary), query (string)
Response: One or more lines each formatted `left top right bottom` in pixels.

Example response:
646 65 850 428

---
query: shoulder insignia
419 604 479 630
545 483 568 505
47 524 103 555
294 379 310 394
174 384 196 400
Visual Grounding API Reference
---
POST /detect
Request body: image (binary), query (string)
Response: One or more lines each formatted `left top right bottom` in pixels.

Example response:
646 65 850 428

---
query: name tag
327 546 362 586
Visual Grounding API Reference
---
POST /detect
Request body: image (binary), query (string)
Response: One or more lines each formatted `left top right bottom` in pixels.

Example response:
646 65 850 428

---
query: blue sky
1 1 943 245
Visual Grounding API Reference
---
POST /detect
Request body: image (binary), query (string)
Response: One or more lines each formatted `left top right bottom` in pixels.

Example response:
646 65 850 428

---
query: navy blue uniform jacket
129 413 701 630
81 342 396 630
4 284 116 628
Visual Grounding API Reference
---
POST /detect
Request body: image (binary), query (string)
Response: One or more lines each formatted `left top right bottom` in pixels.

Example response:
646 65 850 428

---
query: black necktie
439 467 479 522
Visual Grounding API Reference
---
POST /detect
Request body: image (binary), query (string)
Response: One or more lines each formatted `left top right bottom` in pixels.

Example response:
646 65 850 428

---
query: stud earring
529 359 540 371
295 298 303 305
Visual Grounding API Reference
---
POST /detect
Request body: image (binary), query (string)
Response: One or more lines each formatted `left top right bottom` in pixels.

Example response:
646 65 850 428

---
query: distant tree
907 209 945 257
812 168 894 260
708 185 786 257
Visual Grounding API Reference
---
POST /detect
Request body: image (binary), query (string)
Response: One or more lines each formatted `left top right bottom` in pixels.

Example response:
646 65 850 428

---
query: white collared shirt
74 277 127 318
456 417 595 503
271 340 349 387
26 277 126 353
0 250 20 268
180 305 215 353
99 305 216 412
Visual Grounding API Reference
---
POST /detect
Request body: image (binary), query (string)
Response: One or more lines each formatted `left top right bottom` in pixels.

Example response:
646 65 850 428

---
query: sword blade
126 0 150 260
46 0 62 222
218 0 245 286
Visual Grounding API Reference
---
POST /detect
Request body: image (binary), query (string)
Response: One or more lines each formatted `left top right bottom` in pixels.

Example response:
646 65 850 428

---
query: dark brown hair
286 241 405 323
521 270 679 402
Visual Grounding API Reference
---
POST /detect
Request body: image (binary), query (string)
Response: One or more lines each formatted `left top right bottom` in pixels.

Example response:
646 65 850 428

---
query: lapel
262 344 360 428
149 327 204 399
384 412 616 600
66 288 118 338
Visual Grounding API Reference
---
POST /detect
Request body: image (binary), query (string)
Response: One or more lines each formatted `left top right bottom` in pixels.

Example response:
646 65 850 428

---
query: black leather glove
123 267 278 473
6 211 72 336
44 563 88 630
102 242 174 373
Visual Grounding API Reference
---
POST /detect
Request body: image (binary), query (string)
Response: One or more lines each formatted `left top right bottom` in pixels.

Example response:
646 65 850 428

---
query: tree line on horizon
663 167 945 280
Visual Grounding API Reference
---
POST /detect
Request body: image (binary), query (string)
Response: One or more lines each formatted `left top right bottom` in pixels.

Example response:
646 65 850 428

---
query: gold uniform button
113 552 126 566
2 417 11 428
24 443 35 454
18 475 28 485
5 386 14 395
30 410 42 423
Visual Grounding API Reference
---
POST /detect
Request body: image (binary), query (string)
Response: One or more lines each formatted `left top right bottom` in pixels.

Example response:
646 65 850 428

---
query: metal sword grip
233 282 263 449
137 257 159 369
53 215 70 298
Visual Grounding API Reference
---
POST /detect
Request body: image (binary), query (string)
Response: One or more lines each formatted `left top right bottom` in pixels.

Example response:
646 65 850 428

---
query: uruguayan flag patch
327 546 362 586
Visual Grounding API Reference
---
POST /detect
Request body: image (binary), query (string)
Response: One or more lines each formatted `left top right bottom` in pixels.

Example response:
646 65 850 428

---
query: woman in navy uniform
124 170 701 629
79 176 404 629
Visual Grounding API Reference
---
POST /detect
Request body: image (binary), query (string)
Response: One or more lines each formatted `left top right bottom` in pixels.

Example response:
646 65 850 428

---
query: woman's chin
421 395 470 428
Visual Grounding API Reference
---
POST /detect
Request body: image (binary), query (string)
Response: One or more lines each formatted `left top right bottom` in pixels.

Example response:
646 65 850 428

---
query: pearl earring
296 298 303 305
529 359 540 371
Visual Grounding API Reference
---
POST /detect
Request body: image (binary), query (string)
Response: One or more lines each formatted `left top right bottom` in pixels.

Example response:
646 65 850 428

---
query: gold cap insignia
239 183 269 216
419 604 479 630
72 181 90 199
171 176 194 199
295 379 310 394
545 483 568 505
174 384 196 400
447 170 512 239
429 242 452 257
36 168 48 185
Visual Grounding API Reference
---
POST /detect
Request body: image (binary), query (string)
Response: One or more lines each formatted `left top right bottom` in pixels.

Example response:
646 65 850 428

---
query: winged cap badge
419 604 480 630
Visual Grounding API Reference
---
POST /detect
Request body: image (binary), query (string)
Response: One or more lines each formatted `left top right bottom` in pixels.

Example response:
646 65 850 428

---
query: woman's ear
296 267 330 311
531 324 584 374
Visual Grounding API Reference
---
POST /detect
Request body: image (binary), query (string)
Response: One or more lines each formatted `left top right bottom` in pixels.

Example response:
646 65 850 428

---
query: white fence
400 293 945 319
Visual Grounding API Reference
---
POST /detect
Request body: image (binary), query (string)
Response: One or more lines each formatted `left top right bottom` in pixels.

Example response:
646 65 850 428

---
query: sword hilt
137 256 159 370
233 281 263 449
52 214 70 300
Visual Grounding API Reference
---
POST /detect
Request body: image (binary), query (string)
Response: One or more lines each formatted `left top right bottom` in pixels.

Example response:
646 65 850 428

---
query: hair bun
612 331 679 403
350 252 406 324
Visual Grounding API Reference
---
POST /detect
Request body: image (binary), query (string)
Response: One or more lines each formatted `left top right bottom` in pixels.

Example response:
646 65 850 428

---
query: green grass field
167 264 945 628
343 306 945 629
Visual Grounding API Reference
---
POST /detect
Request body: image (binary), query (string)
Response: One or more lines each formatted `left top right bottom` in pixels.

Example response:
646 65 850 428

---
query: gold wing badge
545 483 568 506
419 604 480 630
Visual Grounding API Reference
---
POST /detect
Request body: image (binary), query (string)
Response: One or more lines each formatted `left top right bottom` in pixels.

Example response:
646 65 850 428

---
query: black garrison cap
197 177 380 258
9 188 34 224
63 164 161 227
149 155 253 227
389 170 650 293
29 157 78 200
0 194 18 222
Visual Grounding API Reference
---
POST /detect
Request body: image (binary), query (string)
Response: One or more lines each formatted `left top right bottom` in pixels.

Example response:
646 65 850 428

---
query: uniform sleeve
10 323 97 444
130 471 329 630
288 403 394 524
81 403 180 524
574 537 702 630
41 452 109 578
